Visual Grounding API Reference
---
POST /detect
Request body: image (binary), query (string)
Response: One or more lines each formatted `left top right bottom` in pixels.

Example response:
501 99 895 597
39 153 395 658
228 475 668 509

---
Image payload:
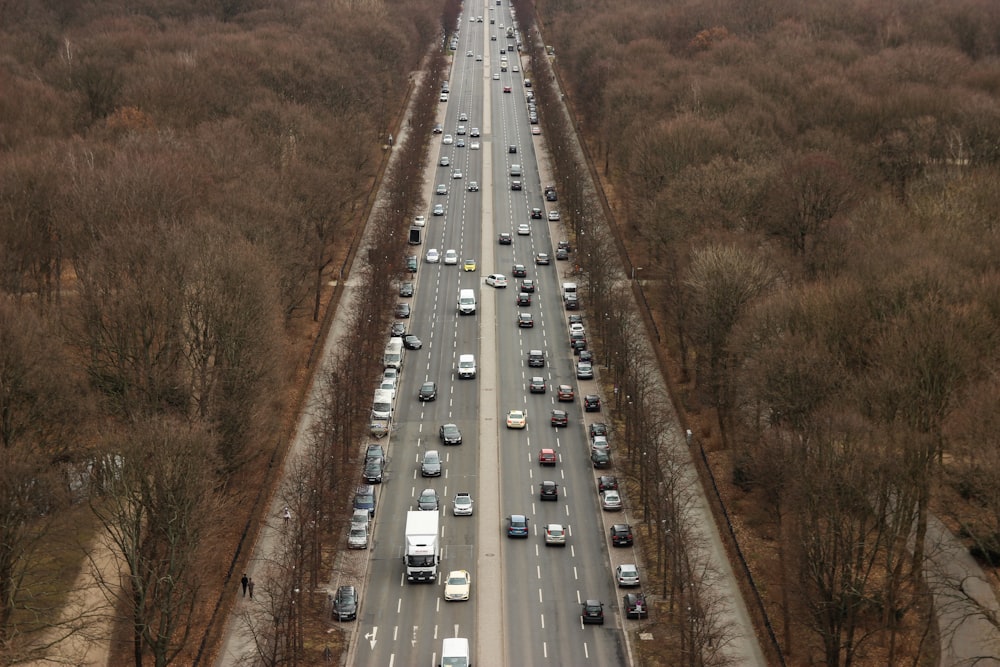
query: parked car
610 523 634 547
399 281 414 297
348 522 368 549
623 592 648 619
577 361 594 379
617 564 640 587
597 475 619 491
601 490 623 511
333 585 358 621
584 394 601 411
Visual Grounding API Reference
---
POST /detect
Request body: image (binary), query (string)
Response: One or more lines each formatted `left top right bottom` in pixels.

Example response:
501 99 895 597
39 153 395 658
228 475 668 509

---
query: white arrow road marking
364 627 377 650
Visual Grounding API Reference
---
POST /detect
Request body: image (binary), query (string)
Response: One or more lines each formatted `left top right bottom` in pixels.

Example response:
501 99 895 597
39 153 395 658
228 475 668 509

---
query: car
458 112 468 121
440 155 451 167
512 64 520 72
547 210 560 221
439 92 449 102
571 338 587 354
517 312 534 328
419 381 437 401
406 255 418 272
443 249 458 265
507 514 529 537
517 223 530 235
624 592 649 619
597 475 618 491
529 376 546 393
511 264 527 277
404 334 422 350
530 207 543 219
539 480 559 501
470 141 480 150
394 303 410 318
486 273 508 288
591 435 610 453
516 292 531 306
546 186 558 201
570 321 585 335
579 350 594 362
617 564 640 587
493 72 500 79
531 126 541 135
476 54 483 61
399 282 414 297
471 127 480 137
509 144 517 153
456 137 465 147
432 204 445 216
354 484 376 517
550 410 568 427
382 367 398 382
565 294 580 310
444 570 471 601
418 488 439 511
557 384 575 401
555 248 569 261
413 215 427 228
538 448 557 465
390 322 406 337
443 134 453 144
426 248 440 263
511 180 522 191
503 85 512 93
421 450 442 477
463 258 477 272
529 114 538 125
527 349 545 367
535 252 550 265
577 361 594 379
520 279 535 293
499 47 505 54
506 409 526 429
333 585 358 621
439 423 463 445
610 523 634 547
584 394 601 412
468 180 479 190
453 492 474 516
379 377 396 398
557 239 570 251
590 422 609 438
568 314 584 325
498 232 513 245
363 456 384 484
601 489 623 511
592 449 611 468
582 600 605 625
544 523 566 546
467 50 473 56
452 169 463 179
436 183 448 195
432 124 443 134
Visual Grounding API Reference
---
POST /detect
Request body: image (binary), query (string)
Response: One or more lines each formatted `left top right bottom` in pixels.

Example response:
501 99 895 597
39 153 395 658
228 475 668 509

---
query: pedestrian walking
241 573 249 597
248 578 255 599
283 506 291 525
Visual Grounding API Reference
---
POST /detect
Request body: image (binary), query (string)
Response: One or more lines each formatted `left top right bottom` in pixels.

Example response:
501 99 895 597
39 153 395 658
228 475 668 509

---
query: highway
358 2 628 664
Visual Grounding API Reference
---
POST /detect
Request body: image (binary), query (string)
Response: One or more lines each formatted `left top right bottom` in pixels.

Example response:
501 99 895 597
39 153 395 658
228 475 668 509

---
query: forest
528 0 1000 663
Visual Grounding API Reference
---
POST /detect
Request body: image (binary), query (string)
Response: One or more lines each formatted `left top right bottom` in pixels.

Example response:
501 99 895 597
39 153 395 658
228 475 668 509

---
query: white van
510 164 522 177
457 288 477 315
457 354 477 379
371 389 393 421
440 637 470 667
383 338 404 370
562 282 577 298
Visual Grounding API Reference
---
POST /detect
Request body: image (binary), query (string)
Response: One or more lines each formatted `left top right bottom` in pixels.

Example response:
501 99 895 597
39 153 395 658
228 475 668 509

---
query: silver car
616 563 640 587
544 523 567 546
453 492 474 516
601 489 622 511
348 523 368 549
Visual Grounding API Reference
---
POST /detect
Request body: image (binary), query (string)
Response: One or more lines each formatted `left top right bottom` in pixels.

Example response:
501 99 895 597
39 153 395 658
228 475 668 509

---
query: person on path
283 506 291 525
248 578 255 599
241 574 249 597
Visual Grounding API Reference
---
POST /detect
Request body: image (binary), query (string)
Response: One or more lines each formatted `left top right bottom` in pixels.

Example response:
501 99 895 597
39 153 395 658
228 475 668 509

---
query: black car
419 381 437 401
539 480 559 501
591 449 610 468
364 456 385 484
394 303 410 319
521 279 535 293
550 409 568 427
557 240 571 251
564 293 579 310
597 475 618 492
578 350 594 362
403 334 422 350
527 349 545 367
511 180 522 191
399 282 414 297
571 338 587 354
509 144 517 153
512 264 527 277
535 253 550 265
545 186 558 201
623 593 648 619
530 208 543 219
584 394 601 412
517 292 531 306
518 312 534 328
333 585 358 621
610 523 633 547
406 255 418 272
499 232 513 245
568 314 584 325
581 600 604 625
439 423 463 445
390 322 406 337
529 377 546 393
590 422 609 438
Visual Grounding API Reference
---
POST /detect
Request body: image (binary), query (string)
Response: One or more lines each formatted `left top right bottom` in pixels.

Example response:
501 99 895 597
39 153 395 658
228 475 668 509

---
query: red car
538 448 557 465
503 85 512 93
550 410 568 427
557 385 575 401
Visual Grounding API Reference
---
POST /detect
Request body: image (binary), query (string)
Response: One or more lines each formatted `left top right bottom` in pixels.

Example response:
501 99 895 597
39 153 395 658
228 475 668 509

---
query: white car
476 54 483 61
468 181 479 191
413 215 426 227
348 523 368 549
493 73 500 80
517 223 530 235
471 128 480 137
485 274 508 288
426 248 440 263
471 141 480 150
439 92 449 102
432 204 445 216
440 155 451 167
452 169 463 179
548 210 560 221
443 134 454 145
459 112 468 121
436 183 448 195
444 249 459 265
545 523 566 546
444 570 471 601
506 409 527 429
616 564 640 587
512 65 520 72
453 492 474 516
570 323 585 335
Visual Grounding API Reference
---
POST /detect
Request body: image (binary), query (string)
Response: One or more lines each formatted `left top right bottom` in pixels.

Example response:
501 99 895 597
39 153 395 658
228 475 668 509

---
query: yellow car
506 410 527 429
463 259 477 272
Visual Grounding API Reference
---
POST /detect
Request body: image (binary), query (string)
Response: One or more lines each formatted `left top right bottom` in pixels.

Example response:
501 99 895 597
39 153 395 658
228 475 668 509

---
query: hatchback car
592 449 611 468
511 263 527 277
529 377 546 393
544 523 566 546
557 384 575 401
601 490 623 511
547 210 560 221
624 592 649 619
550 410 568 427
617 564 640 587
439 423 462 445
394 303 410 318
538 448 557 465
581 600 604 625
333 585 358 621
527 349 545 367
453 492 474 516
426 248 440 263
517 312 534 328
516 292 531 306
404 334 422 350
456 137 465 147
530 207 543 219
576 361 594 379
507 514 529 537
517 223 530 235
463 258 477 271
421 450 442 477
520 279 535 293
565 294 580 310
610 523 634 547
413 215 427 227
503 85 512 93
418 381 437 401
597 475 618 491
443 249 459 265
363 456 385 484
486 273 508 287
418 488 439 511
571 338 587 354
506 410 527 429
444 570 471 601
399 281 414 297
584 394 601 411
498 232 513 245
590 422 609 438
539 480 559 501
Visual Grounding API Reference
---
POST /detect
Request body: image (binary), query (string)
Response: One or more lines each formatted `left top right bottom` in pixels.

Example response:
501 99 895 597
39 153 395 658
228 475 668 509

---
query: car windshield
448 574 467 585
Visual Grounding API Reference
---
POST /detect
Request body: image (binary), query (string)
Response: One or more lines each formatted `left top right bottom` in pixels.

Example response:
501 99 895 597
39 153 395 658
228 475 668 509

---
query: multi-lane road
357 4 630 665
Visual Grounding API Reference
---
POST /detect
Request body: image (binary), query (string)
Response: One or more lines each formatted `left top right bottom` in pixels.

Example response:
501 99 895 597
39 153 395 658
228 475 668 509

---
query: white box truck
384 338 404 370
405 511 439 582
